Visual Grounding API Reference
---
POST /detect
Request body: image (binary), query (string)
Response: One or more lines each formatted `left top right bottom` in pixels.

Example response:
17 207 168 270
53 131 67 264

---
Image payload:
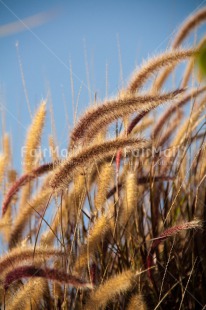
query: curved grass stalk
50 137 149 190
127 49 194 93
131 117 154 135
41 168 96 246
181 37 206 87
0 246 65 279
74 213 114 273
71 89 184 143
5 278 48 310
172 97 206 147
84 270 136 310
2 162 55 216
172 7 206 48
4 265 92 290
152 8 206 92
147 219 202 277
153 86 206 138
8 179 52 248
127 294 147 310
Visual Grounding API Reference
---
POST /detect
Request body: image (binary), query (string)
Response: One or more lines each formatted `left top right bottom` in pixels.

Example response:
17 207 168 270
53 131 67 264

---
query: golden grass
0 8 206 310
23 100 46 173
50 137 149 190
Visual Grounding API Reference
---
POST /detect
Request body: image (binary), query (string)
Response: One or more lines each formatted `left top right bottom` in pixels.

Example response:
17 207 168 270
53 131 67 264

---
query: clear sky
0 0 206 167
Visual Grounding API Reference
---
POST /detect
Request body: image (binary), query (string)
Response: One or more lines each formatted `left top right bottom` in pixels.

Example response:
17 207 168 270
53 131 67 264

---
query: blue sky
0 0 206 167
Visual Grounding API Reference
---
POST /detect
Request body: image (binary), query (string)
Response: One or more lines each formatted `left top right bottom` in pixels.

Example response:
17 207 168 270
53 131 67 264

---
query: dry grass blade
120 172 138 225
151 219 201 249
151 8 206 92
147 219 202 276
172 7 206 48
3 265 92 290
152 86 206 137
50 137 149 190
74 213 114 272
84 270 135 310
94 163 114 212
127 294 147 310
23 100 46 173
172 97 206 147
4 278 48 310
0 246 65 278
127 49 194 93
8 185 52 248
2 162 55 216
71 89 184 143
0 154 6 187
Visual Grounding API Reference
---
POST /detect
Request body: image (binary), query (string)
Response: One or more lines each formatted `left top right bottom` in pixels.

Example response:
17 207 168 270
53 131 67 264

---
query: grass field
0 7 206 310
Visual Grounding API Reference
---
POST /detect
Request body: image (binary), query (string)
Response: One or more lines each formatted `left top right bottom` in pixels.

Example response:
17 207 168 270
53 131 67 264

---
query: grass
0 7 206 310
